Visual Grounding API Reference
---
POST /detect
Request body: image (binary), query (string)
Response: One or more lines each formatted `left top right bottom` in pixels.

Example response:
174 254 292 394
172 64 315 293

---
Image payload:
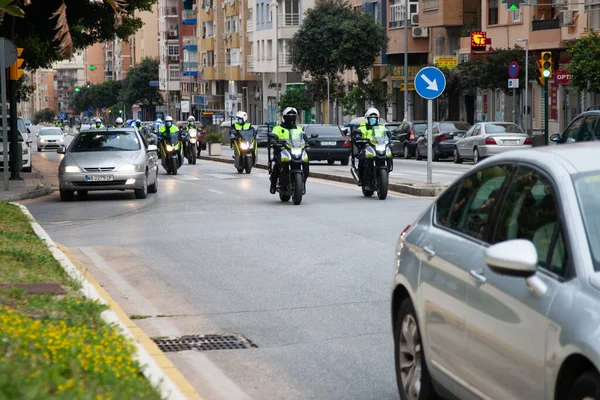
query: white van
0 116 32 172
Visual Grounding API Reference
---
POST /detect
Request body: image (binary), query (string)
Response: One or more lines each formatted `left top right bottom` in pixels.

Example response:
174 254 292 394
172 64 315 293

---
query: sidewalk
200 148 445 197
0 170 52 201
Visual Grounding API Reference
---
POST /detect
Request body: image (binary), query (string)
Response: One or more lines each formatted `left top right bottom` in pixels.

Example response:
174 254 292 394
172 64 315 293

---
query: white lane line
209 189 226 195
77 247 252 399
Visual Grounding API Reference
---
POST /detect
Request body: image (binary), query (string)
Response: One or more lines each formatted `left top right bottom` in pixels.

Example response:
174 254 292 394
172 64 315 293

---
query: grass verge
0 201 162 399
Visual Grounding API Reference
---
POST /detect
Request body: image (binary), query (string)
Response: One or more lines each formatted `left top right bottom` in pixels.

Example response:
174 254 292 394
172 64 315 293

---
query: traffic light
86 84 90 89
75 87 81 93
9 48 24 81
89 65 96 71
119 110 122 115
541 51 553 78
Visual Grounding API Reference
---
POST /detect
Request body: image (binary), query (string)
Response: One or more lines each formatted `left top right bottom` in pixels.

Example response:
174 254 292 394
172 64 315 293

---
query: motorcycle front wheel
171 157 178 175
279 193 290 202
377 168 389 200
190 145 197 165
292 173 303 205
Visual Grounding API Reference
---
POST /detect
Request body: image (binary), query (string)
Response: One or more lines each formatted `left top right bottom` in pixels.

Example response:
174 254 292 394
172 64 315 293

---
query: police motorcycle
349 124 393 200
182 126 199 165
267 123 318 205
229 116 258 174
158 130 184 175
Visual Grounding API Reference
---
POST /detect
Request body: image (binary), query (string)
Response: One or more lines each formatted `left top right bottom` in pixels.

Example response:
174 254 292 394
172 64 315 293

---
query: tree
290 0 387 84
279 87 314 113
70 80 122 115
15 75 34 103
340 80 389 116
119 57 162 107
34 108 55 123
566 30 600 93
0 0 155 70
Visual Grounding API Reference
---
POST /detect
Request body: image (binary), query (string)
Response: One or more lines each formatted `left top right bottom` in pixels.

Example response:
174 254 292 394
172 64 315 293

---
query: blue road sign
414 67 446 100
508 61 519 79
149 80 159 87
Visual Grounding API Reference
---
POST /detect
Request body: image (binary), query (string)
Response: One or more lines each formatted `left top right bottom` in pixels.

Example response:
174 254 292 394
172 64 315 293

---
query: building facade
53 51 86 117
130 4 160 66
31 70 57 116
158 0 182 118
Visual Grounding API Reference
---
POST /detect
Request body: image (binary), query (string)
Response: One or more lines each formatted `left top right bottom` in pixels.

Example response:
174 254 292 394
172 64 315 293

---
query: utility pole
9 11 21 180
275 3 280 111
403 0 408 121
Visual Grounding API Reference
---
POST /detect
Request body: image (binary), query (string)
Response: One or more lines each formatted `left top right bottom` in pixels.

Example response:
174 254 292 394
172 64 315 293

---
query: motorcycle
159 131 184 175
184 127 199 165
231 128 257 174
267 126 318 205
350 127 393 200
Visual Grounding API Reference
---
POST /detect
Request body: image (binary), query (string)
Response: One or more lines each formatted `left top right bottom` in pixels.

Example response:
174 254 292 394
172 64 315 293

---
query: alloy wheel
399 314 422 400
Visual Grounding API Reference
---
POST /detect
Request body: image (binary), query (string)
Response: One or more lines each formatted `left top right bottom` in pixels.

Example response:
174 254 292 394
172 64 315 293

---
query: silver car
58 128 159 201
454 122 532 164
392 142 600 400
37 127 66 151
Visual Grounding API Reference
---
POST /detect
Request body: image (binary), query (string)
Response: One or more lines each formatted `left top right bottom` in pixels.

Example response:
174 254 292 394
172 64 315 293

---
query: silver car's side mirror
147 144 158 152
57 147 66 154
484 239 537 278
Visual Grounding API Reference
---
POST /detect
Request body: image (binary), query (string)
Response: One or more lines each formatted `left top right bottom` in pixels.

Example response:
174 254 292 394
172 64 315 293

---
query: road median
199 154 444 197
0 201 194 399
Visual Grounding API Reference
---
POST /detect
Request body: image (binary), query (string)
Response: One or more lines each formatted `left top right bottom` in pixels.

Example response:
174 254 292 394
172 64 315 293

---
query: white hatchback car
0 116 32 172
37 127 66 151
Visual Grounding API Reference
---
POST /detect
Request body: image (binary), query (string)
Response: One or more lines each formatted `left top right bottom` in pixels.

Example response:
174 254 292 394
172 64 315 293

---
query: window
579 115 600 142
231 48 240 66
267 40 273 59
258 3 262 24
168 44 179 56
511 8 522 22
448 165 511 241
488 0 498 25
436 184 460 228
588 2 600 30
169 64 180 79
267 3 272 22
493 167 567 276
562 116 584 143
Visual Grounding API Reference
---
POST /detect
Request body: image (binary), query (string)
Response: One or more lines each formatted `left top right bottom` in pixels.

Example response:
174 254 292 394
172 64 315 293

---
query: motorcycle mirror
267 132 277 140
310 134 318 139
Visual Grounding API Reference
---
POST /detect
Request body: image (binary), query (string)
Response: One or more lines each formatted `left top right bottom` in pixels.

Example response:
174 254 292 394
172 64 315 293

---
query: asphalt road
220 146 474 185
28 125 73 164
24 155 432 400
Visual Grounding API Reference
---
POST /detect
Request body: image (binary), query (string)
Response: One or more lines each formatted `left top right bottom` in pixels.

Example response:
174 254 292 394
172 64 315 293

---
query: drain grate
152 334 258 353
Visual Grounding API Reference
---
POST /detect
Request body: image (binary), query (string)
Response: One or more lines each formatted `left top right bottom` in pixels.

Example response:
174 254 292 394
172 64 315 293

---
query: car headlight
166 145 174 152
39 138 45 142
117 164 137 172
375 144 387 152
291 148 302 157
240 142 250 150
22 146 28 155
59 138 64 143
64 166 81 173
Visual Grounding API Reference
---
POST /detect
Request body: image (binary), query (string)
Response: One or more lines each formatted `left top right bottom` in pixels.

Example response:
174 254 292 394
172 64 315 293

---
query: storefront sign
471 31 487 52
434 56 458 69
388 65 424 91
554 61 572 84
399 82 415 91
550 83 558 120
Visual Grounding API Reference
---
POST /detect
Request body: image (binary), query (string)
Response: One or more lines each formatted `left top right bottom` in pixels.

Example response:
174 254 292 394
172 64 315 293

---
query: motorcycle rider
113 117 124 128
229 111 252 149
133 119 146 135
92 118 105 129
182 116 198 155
354 108 387 185
158 116 180 158
269 107 309 194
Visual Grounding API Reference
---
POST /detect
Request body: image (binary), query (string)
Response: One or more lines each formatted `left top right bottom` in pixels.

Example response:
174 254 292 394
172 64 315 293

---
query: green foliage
0 0 24 18
15 75 34 104
0 0 156 70
205 132 222 143
71 80 122 114
279 87 314 113
34 108 55 123
566 30 600 93
118 58 162 106
340 80 389 116
290 0 387 83
304 75 346 103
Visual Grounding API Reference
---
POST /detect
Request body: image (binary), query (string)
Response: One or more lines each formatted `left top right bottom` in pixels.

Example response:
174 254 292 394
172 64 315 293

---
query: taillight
524 137 532 145
485 137 497 145
438 135 446 142
343 136 351 147
409 130 415 142
400 224 412 238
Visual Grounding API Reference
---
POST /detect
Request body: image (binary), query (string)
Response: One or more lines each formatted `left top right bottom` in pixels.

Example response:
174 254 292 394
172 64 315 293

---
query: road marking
209 189 225 195
206 173 240 180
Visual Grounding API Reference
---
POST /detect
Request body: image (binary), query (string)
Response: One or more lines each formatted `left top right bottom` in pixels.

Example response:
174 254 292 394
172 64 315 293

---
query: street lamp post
517 38 528 133
326 75 330 124
403 0 408 121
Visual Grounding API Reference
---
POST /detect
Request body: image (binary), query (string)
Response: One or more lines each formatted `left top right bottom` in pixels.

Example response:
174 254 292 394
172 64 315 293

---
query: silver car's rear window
485 124 524 134
71 131 141 152
573 172 600 271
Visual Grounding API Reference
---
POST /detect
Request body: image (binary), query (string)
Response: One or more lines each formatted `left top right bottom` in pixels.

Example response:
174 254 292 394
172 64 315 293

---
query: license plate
321 141 336 146
85 174 113 182
502 140 520 144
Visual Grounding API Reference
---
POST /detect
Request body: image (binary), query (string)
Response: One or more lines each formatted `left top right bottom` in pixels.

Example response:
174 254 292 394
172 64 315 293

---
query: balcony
225 32 240 48
182 36 198 50
167 54 180 63
247 55 254 71
167 29 179 39
389 4 407 28
202 66 215 80
278 13 300 27
247 19 254 32
182 9 197 25
162 6 178 17
182 61 199 74
225 66 241 81
418 0 469 28
200 36 214 51
531 18 560 31
279 53 292 67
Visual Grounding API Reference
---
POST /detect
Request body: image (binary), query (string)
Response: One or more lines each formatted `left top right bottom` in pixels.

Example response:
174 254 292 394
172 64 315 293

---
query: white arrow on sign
420 74 439 91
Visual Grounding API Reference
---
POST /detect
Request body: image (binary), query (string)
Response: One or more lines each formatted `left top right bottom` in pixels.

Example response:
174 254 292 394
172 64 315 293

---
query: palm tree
0 0 126 57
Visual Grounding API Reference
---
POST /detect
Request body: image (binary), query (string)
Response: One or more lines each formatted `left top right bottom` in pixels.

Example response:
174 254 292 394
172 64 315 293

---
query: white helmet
282 107 298 117
187 116 195 122
95 118 102 123
235 111 248 124
115 117 123 125
165 116 173 122
365 108 380 125
156 118 163 123
282 107 298 125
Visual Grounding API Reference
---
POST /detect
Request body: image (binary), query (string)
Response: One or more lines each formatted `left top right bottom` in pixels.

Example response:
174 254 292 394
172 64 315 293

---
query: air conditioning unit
411 13 419 26
559 10 574 26
412 27 428 38
229 0 235 5
221 2 226 9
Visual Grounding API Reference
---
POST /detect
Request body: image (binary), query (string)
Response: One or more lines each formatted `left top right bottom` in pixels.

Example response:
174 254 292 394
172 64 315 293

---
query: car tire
395 298 438 400
453 147 462 164
23 165 32 173
415 146 423 161
403 145 410 159
341 158 349 166
134 174 148 199
473 148 480 164
60 189 74 202
148 170 158 193
569 371 600 400
328 160 335 165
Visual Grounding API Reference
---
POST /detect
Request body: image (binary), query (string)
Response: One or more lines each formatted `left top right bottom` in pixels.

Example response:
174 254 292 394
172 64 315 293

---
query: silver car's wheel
399 314 421 399
473 148 480 164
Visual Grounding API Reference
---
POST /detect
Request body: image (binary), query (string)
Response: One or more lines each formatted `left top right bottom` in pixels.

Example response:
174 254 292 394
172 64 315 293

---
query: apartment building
180 0 200 120
31 70 56 115
130 4 160 66
53 51 86 117
158 0 182 118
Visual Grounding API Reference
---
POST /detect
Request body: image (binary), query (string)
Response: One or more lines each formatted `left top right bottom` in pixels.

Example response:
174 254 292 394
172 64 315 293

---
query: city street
24 152 432 399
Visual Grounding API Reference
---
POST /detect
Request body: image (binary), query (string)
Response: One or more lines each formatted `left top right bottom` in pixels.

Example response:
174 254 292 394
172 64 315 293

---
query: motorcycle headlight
166 145 174 152
189 131 197 138
64 166 81 173
240 142 250 150
291 148 302 157
375 144 387 152
117 164 137 172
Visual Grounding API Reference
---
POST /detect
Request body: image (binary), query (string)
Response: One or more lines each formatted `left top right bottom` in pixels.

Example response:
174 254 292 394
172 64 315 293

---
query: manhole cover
152 334 257 353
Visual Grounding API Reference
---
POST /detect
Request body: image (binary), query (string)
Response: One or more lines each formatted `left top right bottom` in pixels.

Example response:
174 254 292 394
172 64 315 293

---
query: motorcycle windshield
168 132 179 144
370 132 389 146
238 129 255 142
285 129 305 149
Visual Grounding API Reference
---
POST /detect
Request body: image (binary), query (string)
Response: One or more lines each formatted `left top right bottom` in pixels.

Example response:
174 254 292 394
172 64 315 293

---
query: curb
199 155 443 197
12 203 202 400
1 183 53 201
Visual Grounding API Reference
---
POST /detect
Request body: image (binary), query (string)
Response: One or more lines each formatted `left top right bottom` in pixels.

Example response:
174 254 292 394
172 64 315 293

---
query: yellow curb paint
56 243 203 400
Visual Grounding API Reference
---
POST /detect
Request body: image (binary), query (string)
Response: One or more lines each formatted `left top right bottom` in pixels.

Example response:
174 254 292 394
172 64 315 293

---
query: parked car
305 124 351 165
256 125 269 147
57 128 159 201
415 121 472 160
0 116 32 172
389 120 429 158
392 142 600 400
37 127 66 151
550 110 600 145
454 122 531 164
24 120 31 126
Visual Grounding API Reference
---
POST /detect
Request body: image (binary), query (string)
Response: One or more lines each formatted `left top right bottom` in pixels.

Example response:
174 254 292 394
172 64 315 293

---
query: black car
388 120 429 158
551 110 600 144
256 125 269 146
305 124 351 165
415 121 472 160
